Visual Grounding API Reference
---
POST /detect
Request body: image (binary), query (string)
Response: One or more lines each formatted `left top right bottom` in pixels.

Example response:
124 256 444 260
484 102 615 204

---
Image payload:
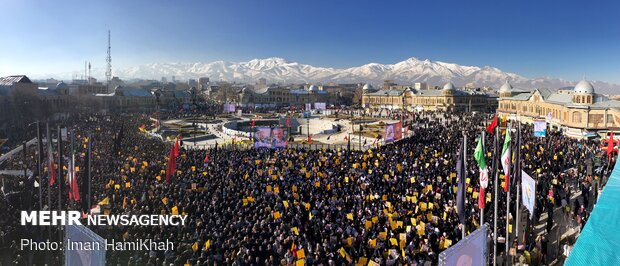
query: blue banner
534 120 546 137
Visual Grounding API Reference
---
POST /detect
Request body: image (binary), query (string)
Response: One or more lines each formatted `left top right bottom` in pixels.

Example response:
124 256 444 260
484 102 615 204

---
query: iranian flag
501 127 512 193
48 137 57 186
68 152 80 201
474 135 488 209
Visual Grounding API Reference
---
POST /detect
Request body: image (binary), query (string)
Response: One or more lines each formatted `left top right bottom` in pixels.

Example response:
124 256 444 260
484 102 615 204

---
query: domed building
498 81 513 98
362 81 494 112
497 79 620 138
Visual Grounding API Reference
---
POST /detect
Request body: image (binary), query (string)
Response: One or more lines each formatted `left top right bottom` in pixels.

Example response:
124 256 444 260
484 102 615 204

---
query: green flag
474 136 487 170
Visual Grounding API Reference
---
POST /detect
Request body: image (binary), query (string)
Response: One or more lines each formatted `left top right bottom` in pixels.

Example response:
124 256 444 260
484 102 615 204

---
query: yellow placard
273 211 281 219
296 249 305 259
347 213 353 220
171 206 179 215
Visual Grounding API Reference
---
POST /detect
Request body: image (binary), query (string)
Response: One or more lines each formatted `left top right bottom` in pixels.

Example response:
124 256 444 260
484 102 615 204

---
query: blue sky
1 0 619 83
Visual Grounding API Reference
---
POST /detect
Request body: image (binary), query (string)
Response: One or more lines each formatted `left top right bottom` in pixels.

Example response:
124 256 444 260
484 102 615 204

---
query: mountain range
40 57 619 94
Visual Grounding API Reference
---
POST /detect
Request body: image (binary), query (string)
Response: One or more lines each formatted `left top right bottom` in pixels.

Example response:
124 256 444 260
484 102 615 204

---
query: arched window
572 112 582 123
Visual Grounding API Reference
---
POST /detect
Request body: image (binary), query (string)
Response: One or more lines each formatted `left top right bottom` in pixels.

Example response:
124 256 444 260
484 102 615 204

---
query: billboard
438 224 488 266
534 120 546 137
65 224 106 266
385 124 395 143
271 127 289 148
223 103 236 113
254 127 272 148
394 122 402 141
314 102 326 110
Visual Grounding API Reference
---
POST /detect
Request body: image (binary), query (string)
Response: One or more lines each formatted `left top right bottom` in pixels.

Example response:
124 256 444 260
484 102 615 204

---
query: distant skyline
1 0 619 83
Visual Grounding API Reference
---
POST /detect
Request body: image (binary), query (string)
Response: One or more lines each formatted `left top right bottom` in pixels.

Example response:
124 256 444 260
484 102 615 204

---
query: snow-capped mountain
38 57 619 94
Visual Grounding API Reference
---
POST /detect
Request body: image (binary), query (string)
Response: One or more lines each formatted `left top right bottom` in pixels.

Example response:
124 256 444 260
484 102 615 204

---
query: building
198 77 210 90
188 79 197 87
237 85 335 108
497 80 620 138
362 82 495 112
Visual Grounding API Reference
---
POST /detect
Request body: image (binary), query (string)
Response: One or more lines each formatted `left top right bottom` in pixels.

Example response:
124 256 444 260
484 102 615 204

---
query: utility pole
105 30 112 92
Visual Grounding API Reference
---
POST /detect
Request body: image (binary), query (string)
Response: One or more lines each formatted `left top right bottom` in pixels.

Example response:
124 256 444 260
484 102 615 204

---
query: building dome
56 81 68 90
574 80 594 94
442 82 456 91
308 85 319 91
362 83 374 91
499 81 512 93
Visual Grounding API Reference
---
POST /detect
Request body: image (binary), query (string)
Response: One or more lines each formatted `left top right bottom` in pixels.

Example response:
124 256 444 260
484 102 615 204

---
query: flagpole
506 126 511 262
88 132 92 213
37 121 42 211
481 130 485 227
46 122 51 242
493 126 499 266
515 122 521 244
57 125 63 245
463 130 467 240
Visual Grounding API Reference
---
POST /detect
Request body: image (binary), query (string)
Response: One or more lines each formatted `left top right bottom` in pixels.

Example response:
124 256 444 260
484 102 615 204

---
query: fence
184 142 375 152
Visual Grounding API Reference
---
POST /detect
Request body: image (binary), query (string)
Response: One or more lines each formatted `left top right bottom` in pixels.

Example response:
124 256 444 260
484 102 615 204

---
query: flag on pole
204 153 209 163
456 136 466 225
251 119 255 128
486 114 498 134
608 131 615 159
501 127 512 192
165 139 180 184
68 150 80 201
474 135 488 209
48 132 57 186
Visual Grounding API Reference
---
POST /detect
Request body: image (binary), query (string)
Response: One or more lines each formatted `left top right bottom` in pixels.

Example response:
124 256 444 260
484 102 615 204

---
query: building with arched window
497 80 620 138
361 82 496 112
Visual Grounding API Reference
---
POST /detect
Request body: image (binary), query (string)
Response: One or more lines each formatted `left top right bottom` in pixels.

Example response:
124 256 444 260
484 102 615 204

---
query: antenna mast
105 30 112 90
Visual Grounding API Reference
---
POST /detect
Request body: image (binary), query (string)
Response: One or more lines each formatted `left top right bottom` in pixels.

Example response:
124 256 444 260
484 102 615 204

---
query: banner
534 120 546 137
314 102 326 110
305 103 312 111
521 170 536 218
385 124 395 143
439 224 488 266
394 122 402 140
271 127 288 148
65 224 106 266
223 103 236 113
254 127 272 148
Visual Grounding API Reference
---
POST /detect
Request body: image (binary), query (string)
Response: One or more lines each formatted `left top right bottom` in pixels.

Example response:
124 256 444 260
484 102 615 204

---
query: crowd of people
0 108 615 265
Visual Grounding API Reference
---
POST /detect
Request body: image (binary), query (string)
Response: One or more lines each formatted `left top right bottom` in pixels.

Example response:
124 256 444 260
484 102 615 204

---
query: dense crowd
0 109 614 265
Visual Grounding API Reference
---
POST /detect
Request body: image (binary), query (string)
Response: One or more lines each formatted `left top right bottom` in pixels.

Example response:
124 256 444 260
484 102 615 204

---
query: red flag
486 115 498 134
608 131 615 159
165 139 179 184
251 119 255 128
344 135 348 141
308 135 312 144
204 153 209 163
478 187 485 209
286 117 290 127
139 124 145 129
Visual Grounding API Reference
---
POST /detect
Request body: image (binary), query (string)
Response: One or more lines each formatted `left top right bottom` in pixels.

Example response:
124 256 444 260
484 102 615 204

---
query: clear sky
1 0 619 83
